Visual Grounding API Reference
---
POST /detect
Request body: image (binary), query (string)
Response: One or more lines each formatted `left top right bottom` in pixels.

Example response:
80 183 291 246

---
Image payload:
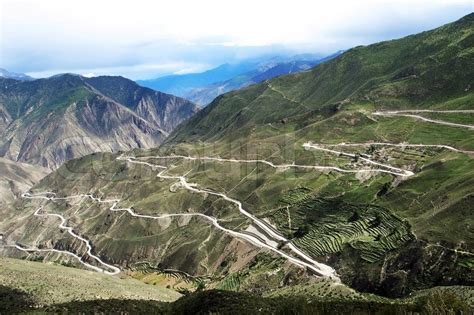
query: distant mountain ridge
0 68 33 81
0 74 198 169
138 53 341 106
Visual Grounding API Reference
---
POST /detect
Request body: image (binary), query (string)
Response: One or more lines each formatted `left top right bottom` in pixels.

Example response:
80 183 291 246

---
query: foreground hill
1 258 471 314
0 257 179 310
1 13 472 307
0 74 198 169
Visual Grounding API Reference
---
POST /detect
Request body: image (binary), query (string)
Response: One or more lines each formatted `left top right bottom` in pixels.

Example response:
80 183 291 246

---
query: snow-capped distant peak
0 68 34 81
81 72 97 78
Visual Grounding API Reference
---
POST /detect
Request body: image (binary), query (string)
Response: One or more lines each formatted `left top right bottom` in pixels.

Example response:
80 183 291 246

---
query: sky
0 0 472 80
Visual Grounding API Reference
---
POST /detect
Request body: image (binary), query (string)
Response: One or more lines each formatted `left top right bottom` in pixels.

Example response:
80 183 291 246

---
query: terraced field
217 273 241 291
272 191 414 263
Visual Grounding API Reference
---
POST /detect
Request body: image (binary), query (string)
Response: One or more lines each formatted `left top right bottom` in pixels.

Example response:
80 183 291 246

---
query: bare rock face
0 75 198 169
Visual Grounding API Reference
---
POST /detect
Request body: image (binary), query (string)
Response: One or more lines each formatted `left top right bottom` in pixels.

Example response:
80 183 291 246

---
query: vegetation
0 257 180 308
2 285 472 314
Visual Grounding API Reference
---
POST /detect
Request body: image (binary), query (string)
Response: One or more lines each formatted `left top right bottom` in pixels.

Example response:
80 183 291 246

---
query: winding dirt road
119 155 337 278
373 110 474 130
319 142 474 155
11 155 340 278
4 200 120 275
302 142 415 177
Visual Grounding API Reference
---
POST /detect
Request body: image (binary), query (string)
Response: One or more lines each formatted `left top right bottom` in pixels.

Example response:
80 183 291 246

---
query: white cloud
81 73 97 78
1 0 472 79
25 62 209 79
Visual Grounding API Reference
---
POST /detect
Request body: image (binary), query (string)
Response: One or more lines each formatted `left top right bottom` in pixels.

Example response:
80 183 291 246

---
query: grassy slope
0 257 180 308
1 257 471 313
167 13 474 144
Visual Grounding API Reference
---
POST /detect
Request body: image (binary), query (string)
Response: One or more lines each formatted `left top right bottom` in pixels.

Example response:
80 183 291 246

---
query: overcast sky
0 0 472 79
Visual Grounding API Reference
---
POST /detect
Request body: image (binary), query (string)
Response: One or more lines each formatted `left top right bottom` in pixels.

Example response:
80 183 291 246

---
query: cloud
25 62 210 79
1 0 472 79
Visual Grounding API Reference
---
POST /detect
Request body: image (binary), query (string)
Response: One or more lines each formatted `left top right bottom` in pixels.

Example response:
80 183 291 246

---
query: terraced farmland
217 273 241 291
273 191 414 263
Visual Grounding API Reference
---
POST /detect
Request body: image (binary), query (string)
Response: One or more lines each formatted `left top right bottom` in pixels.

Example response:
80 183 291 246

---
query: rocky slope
0 75 198 169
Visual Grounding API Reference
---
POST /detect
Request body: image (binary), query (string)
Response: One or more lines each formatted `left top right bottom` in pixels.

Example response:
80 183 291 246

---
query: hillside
0 74 198 169
168 13 474 143
160 13 474 294
0 257 179 310
1 13 473 305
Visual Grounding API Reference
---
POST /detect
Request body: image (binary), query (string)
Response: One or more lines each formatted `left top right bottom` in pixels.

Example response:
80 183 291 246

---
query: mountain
184 53 342 106
163 13 474 295
138 53 339 106
1 13 473 308
169 14 473 142
0 74 198 169
0 68 33 81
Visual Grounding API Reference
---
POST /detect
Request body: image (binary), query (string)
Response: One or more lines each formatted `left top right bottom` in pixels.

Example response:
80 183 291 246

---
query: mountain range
138 53 340 106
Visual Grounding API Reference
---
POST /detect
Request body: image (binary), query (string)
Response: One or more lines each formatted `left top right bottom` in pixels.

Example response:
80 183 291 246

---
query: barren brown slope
0 74 198 169
0 158 49 207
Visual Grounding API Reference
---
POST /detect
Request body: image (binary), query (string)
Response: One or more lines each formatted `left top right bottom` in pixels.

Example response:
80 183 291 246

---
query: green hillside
160 13 474 295
168 13 473 143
